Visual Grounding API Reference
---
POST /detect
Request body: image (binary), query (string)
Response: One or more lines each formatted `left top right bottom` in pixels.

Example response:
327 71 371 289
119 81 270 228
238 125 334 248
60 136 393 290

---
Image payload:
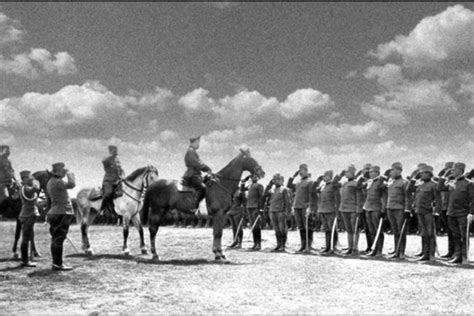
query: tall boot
251 230 258 250
307 229 313 251
389 234 399 255
254 229 262 250
272 232 281 252
280 232 287 252
235 230 243 249
429 236 436 260
297 229 306 252
414 238 424 257
441 232 454 259
415 237 430 261
448 238 462 264
321 231 331 253
344 233 353 255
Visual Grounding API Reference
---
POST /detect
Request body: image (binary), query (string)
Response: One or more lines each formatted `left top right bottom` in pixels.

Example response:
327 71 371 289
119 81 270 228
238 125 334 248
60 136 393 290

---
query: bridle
121 168 154 203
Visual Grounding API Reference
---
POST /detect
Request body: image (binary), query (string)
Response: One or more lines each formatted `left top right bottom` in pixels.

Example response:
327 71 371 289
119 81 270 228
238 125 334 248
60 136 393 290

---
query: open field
0 221 473 314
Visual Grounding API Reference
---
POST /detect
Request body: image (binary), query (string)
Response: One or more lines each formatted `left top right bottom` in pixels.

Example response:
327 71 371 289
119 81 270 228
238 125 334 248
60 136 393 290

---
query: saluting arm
437 177 449 192
64 172 76 189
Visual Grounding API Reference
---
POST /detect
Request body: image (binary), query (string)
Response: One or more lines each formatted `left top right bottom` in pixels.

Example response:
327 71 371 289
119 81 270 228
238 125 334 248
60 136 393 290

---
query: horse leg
80 207 96 255
149 212 161 261
122 215 131 255
12 218 22 259
212 210 226 260
131 213 147 255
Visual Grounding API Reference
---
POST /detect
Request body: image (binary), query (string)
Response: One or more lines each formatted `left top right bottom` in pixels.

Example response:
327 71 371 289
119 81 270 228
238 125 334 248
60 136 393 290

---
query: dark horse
141 149 265 261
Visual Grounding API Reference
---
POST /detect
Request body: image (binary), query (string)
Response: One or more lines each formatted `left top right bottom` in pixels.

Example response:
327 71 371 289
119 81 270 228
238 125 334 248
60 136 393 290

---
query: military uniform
242 178 264 250
361 167 387 256
0 145 15 201
314 170 340 253
438 162 454 258
19 171 41 267
227 189 247 249
47 163 75 270
183 141 211 207
338 166 363 255
287 165 313 252
100 146 125 213
406 165 441 261
438 162 474 263
385 163 410 258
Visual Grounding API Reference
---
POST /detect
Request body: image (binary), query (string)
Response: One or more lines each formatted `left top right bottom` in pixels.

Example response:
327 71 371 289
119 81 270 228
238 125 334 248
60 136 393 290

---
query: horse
9 170 51 259
76 165 159 256
141 149 265 261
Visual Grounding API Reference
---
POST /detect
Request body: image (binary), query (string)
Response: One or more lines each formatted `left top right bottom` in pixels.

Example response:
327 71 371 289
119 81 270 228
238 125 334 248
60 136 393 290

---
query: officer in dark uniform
406 165 442 261
47 162 75 271
18 170 41 267
227 188 247 249
100 145 125 215
438 162 474 264
437 162 454 258
183 136 212 209
0 145 15 202
241 174 264 250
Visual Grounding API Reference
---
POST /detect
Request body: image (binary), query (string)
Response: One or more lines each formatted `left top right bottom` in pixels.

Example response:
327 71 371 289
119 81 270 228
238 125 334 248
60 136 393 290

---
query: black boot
272 232 281 252
297 229 306 252
448 240 462 264
307 229 313 251
414 238 424 257
254 229 262 251
415 237 430 261
280 233 287 252
321 231 331 253
441 232 454 259
344 233 354 255
429 236 436 260
389 234 399 255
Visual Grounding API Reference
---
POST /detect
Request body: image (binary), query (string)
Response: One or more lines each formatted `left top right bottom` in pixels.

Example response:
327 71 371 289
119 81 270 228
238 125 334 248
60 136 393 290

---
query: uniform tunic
407 179 442 215
386 176 409 210
287 177 312 209
315 180 340 231
339 180 362 213
184 147 211 178
362 177 387 212
19 184 40 217
47 175 76 215
0 157 14 185
438 177 474 217
102 155 124 184
246 182 264 209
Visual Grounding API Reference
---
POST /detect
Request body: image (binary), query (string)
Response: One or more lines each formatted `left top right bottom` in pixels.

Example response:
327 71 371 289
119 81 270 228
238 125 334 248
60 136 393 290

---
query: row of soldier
226 162 474 264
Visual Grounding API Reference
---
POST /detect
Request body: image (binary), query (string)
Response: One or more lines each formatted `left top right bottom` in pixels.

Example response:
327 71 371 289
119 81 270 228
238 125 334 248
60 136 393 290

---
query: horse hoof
152 254 159 261
215 256 222 261
141 249 148 255
85 249 93 256
12 253 19 260
123 249 131 256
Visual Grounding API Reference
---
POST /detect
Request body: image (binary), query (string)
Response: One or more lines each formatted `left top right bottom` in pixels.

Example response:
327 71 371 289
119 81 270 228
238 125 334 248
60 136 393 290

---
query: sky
1 2 474 194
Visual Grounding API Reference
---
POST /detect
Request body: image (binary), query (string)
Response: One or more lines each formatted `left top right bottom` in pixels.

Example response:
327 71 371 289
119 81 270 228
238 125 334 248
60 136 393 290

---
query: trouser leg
49 214 73 266
20 217 35 264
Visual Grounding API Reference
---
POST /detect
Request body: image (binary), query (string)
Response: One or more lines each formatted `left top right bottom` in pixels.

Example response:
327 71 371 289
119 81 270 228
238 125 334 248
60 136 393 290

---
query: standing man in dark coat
438 162 474 264
47 162 76 271
100 145 125 215
18 170 41 267
287 164 313 252
0 145 15 202
241 174 264 250
406 165 442 261
183 136 212 210
227 188 247 249
437 162 455 258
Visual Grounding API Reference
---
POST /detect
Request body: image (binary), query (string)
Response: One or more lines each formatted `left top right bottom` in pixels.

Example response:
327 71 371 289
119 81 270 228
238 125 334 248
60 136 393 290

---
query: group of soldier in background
225 162 474 265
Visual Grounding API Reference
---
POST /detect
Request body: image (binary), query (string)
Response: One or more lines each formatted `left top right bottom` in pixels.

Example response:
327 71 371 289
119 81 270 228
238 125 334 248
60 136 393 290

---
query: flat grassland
0 222 473 314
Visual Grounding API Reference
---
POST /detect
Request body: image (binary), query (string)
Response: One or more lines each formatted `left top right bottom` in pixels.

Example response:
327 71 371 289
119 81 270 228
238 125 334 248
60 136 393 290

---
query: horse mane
125 167 148 182
217 152 248 176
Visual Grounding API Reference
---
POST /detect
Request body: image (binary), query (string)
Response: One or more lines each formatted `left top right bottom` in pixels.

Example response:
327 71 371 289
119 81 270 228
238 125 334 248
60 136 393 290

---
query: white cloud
280 88 334 119
0 11 77 78
371 5 474 69
302 121 385 144
178 88 215 111
364 63 404 88
469 117 474 126
361 103 409 125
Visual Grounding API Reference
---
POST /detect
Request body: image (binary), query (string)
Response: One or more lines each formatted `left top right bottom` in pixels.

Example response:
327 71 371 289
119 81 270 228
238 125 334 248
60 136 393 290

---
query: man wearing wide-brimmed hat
406 165 441 261
46 162 76 271
438 162 474 264
183 136 212 209
100 145 125 215
18 170 41 267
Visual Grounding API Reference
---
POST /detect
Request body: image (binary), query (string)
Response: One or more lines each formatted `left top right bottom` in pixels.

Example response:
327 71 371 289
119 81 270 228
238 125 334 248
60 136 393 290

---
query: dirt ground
0 221 473 314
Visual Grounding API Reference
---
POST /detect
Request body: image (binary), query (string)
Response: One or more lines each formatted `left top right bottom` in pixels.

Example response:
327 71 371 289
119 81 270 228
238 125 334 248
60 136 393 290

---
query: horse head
144 165 159 188
238 148 265 180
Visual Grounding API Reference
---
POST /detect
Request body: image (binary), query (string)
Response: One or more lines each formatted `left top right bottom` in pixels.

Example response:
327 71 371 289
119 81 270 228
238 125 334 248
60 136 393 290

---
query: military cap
391 162 403 171
189 136 201 143
445 162 454 169
370 165 380 173
20 170 32 180
324 170 333 178
420 165 434 174
272 173 283 181
108 145 118 152
299 164 308 171
363 163 372 169
453 162 466 171
417 163 427 169
51 162 67 176
347 164 356 173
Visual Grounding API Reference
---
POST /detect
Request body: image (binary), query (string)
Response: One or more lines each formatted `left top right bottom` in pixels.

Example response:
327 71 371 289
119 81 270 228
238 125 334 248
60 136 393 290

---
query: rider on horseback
100 145 125 215
183 136 212 210
0 145 16 199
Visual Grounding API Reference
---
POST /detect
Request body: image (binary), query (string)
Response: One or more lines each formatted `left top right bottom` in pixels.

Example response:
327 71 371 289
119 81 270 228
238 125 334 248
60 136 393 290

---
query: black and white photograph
0 1 473 314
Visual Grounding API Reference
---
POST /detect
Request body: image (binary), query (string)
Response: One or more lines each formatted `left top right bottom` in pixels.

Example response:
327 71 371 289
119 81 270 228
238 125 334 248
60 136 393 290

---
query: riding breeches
19 216 36 263
48 214 74 266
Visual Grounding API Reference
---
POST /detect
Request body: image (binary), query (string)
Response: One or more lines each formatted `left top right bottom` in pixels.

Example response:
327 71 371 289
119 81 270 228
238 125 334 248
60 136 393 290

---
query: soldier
263 174 291 252
338 165 363 255
99 145 125 215
313 170 340 253
183 136 212 210
356 163 373 253
227 188 247 249
287 164 313 252
385 162 410 259
0 145 16 201
406 165 441 261
438 162 474 264
241 174 264 250
18 170 41 267
47 162 76 271
361 166 387 257
437 162 454 258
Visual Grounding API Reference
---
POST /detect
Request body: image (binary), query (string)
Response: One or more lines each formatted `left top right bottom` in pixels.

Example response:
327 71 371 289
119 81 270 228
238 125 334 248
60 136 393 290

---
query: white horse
76 166 159 255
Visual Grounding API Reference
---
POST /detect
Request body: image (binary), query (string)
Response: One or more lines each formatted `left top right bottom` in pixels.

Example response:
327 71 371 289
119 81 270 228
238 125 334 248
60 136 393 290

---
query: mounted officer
0 145 16 201
100 145 125 215
182 136 212 210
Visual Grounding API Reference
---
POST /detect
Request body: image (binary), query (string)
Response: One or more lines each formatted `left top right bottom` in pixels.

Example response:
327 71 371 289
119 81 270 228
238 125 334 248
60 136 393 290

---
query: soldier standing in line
263 174 292 252
241 174 264 251
313 170 340 253
287 164 313 252
385 162 411 259
227 188 247 249
338 165 363 255
357 163 373 253
47 163 76 271
361 166 387 257
406 165 442 261
99 145 125 215
438 162 455 258
438 162 474 264
18 170 41 268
